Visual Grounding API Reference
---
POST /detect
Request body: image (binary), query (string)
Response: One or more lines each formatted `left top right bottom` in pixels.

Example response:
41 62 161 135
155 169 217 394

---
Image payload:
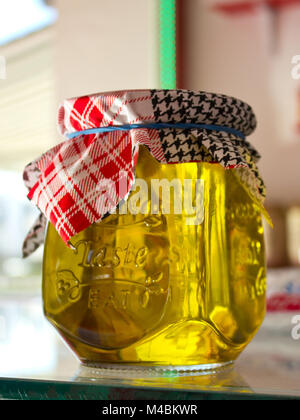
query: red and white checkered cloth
23 89 264 257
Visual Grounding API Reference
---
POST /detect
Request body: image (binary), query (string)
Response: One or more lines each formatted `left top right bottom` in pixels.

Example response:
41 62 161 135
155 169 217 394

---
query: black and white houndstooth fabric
149 90 265 198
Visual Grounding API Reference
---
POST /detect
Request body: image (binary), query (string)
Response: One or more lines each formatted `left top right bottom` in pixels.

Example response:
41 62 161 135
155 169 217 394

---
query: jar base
79 361 234 375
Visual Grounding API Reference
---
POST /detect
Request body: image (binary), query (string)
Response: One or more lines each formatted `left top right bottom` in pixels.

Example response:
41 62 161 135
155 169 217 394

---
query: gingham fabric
23 89 265 257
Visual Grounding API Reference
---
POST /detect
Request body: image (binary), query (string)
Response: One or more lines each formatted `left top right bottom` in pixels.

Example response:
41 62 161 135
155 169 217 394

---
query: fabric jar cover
22 89 267 257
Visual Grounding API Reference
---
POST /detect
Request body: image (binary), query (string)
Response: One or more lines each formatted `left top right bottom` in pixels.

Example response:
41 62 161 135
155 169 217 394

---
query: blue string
67 123 245 140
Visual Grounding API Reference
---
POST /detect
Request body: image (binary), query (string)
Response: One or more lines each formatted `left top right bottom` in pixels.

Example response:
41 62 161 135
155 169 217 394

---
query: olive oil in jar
43 146 266 369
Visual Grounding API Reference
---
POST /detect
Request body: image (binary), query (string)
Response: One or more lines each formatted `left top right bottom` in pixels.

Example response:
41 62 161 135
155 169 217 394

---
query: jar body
43 146 266 370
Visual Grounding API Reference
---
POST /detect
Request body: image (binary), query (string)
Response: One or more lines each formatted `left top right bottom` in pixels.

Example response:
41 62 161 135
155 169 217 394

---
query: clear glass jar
43 145 266 371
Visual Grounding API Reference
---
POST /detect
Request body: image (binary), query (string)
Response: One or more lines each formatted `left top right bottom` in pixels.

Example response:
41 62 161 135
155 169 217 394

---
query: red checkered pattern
25 90 165 245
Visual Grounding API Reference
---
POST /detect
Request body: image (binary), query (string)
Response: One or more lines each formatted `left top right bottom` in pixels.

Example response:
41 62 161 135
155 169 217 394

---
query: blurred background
0 0 300 377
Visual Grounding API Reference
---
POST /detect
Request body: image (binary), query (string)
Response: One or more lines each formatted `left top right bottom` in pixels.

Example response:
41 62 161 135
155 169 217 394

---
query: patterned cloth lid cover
22 89 268 257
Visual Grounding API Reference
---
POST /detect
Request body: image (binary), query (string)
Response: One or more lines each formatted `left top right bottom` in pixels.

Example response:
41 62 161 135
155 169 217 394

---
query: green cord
160 0 176 89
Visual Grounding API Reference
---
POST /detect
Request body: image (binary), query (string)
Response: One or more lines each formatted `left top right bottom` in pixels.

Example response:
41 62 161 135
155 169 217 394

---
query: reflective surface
0 291 300 399
43 146 266 368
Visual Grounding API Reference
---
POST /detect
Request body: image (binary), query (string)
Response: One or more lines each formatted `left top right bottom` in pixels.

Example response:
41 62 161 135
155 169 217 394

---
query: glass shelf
0 291 300 400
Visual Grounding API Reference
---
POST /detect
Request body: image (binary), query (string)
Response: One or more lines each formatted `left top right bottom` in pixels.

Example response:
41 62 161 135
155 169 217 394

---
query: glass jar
43 145 266 371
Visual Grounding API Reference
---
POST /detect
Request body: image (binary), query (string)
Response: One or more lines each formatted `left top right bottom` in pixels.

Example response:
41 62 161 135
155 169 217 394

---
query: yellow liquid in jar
43 146 266 369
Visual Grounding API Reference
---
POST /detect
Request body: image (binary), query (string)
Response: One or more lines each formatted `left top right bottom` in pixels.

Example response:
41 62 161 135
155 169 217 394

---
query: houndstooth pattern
22 212 47 257
22 89 264 257
149 90 265 199
150 90 256 135
150 89 258 164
